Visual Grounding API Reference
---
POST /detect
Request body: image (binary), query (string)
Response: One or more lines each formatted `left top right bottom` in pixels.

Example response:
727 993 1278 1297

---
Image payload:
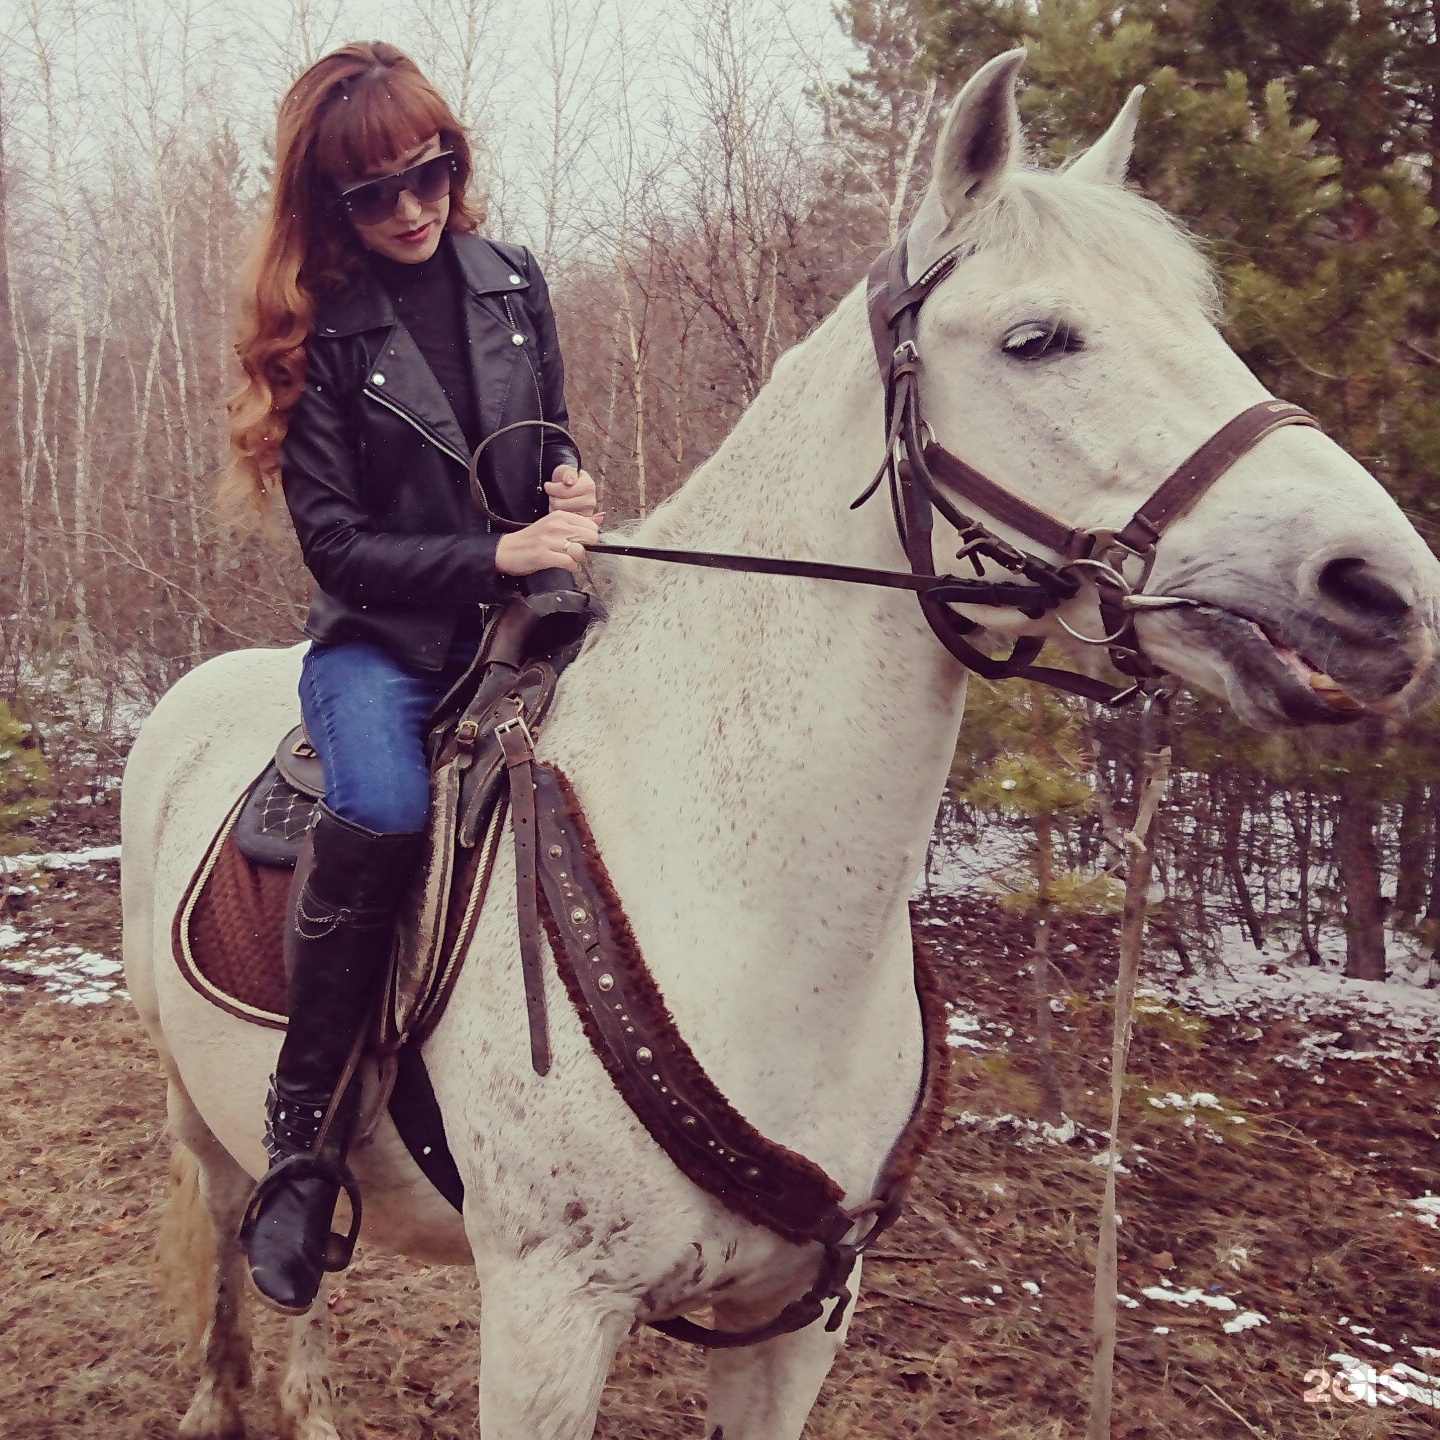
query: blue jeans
299 636 477 835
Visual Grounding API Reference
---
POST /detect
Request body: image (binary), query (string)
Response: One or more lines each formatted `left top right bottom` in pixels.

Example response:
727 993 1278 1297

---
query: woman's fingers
542 511 598 568
545 465 598 515
496 509 601 577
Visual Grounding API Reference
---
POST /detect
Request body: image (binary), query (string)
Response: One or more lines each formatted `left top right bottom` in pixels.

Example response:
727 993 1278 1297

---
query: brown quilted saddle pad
171 783 506 1031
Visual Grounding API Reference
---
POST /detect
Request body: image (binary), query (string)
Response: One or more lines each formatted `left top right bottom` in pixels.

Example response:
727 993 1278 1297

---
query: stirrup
237 1151 365 1273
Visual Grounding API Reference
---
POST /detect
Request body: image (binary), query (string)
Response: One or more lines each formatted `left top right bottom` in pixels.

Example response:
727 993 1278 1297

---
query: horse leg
475 1273 631 1440
277 1283 341 1440
701 1258 863 1440
165 1086 256 1440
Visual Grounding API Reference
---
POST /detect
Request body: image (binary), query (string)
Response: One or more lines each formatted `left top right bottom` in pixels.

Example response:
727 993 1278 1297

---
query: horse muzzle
1138 593 1438 728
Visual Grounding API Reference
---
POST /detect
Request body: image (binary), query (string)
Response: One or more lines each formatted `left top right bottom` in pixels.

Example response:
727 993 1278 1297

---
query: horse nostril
1316 557 1411 621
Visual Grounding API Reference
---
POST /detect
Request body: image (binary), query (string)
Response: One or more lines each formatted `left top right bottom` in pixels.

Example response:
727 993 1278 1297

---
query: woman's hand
495 509 604 575
545 464 598 515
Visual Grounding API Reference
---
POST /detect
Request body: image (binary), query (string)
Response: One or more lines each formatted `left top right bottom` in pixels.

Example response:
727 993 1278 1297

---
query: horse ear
1065 86 1144 187
932 48 1026 219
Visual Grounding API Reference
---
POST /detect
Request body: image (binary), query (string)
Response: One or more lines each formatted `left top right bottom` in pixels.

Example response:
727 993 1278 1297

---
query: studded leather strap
522 763 951 1347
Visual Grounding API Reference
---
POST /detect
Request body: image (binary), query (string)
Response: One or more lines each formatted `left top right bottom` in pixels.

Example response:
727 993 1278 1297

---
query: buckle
890 339 920 379
493 712 534 749
1081 529 1143 567
493 707 536 768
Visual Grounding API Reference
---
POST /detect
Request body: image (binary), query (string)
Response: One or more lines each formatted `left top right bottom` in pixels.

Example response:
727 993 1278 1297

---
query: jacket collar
314 232 529 339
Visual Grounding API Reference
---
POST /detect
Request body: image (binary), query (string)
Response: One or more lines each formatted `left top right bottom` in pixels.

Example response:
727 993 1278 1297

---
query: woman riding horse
223 40 601 1315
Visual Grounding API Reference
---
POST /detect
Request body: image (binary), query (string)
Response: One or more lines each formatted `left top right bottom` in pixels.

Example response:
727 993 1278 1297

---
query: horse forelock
964 168 1221 321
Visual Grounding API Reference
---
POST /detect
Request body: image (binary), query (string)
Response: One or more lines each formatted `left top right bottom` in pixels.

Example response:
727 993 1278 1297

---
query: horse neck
575 285 968 975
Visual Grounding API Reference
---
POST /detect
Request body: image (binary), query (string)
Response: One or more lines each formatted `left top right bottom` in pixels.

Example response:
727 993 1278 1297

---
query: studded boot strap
264 1079 330 1160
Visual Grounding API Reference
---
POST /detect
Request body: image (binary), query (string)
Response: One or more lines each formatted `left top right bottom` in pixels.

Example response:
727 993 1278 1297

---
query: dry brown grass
2 857 1439 1437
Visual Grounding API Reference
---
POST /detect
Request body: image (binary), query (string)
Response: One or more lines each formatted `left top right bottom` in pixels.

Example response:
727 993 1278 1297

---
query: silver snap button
636 1047 653 1064
511 333 524 345
372 372 386 385
508 273 522 285
597 974 614 992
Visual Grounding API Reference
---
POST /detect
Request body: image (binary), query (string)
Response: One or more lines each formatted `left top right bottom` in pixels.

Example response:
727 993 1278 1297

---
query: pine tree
953 681 1121 1119
921 0 1440 520
0 702 50 856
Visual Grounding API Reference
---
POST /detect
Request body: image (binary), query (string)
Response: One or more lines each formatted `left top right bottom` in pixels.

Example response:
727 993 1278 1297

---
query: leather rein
469 228 1320 704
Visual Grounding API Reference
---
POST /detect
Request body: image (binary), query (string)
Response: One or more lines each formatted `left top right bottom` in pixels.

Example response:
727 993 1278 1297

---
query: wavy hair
222 41 484 521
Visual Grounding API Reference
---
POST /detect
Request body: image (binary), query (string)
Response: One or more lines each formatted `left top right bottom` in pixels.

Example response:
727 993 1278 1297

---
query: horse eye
1002 321 1083 361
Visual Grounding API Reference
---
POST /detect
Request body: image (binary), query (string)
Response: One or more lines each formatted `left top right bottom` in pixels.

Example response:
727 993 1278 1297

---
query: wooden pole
1087 700 1171 1440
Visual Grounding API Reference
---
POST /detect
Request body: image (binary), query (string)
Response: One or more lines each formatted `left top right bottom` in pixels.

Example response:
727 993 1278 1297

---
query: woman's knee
325 769 430 835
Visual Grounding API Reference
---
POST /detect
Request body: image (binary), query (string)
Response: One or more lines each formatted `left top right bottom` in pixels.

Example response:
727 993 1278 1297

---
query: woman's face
342 132 450 264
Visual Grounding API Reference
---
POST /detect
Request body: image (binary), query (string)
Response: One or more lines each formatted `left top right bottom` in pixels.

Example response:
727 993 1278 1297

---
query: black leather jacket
280 233 580 670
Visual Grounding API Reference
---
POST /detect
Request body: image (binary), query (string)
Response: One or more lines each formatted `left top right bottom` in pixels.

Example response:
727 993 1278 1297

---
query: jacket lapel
367 322 471 465
317 261 472 466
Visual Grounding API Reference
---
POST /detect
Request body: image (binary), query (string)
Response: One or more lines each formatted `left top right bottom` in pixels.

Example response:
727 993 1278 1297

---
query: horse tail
152 1140 215 1354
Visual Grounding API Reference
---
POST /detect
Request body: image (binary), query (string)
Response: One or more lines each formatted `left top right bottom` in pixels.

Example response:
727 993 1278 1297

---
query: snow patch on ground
1328 1352 1440 1407
946 1006 987 1050
3 844 121 872
1147 1091 1222 1112
1140 1282 1238 1313
1136 925 1440 1066
1 845 126 1004
0 945 127 1005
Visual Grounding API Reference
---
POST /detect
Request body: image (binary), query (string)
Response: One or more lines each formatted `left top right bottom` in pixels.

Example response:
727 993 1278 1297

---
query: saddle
173 586 951 1351
173 588 595 1198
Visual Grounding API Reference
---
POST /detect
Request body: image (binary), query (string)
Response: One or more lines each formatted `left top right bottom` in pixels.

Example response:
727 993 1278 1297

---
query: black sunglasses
337 150 456 227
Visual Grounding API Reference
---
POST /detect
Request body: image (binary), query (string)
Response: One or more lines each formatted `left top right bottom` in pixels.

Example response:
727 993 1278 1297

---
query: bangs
313 67 453 183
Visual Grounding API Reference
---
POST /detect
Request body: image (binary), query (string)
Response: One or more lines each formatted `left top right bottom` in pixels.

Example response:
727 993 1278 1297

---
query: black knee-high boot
240 803 423 1314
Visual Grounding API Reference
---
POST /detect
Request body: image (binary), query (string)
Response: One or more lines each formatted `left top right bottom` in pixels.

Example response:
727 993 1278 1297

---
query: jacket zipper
504 296 547 494
363 384 471 472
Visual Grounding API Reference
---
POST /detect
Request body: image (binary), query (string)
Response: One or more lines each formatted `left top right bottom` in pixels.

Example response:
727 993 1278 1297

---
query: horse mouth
1155 603 1389 726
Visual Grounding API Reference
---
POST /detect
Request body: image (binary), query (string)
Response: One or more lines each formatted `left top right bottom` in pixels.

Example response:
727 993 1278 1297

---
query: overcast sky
2 0 859 266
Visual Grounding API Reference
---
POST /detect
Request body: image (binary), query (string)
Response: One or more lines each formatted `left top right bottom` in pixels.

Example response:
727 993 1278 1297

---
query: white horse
122 51 1440 1440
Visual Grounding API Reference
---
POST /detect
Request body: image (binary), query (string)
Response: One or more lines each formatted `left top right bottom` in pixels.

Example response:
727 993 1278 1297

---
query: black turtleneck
366 235 482 454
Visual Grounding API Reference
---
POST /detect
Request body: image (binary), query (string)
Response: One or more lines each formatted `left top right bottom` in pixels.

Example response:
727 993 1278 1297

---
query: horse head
901 50 1440 728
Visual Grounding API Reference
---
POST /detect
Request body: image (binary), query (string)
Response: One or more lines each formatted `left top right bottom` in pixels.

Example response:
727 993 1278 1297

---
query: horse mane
584 163 1220 616
969 167 1221 320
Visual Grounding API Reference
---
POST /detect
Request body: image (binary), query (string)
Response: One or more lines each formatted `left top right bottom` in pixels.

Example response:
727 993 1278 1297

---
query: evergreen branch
1401 336 1440 369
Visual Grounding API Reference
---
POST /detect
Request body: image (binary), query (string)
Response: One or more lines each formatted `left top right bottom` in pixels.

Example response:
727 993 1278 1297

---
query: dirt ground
2 795 1439 1438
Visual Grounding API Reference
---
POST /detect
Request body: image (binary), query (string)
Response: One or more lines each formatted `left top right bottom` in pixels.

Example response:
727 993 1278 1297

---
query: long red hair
223 42 484 519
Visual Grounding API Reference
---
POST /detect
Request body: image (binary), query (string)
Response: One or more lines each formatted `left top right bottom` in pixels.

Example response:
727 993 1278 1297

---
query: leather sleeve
280 344 517 607
525 250 583 479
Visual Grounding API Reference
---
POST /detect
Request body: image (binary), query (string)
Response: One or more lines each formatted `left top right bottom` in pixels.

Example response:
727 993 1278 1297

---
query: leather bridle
469 227 1322 704
855 231 1320 702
